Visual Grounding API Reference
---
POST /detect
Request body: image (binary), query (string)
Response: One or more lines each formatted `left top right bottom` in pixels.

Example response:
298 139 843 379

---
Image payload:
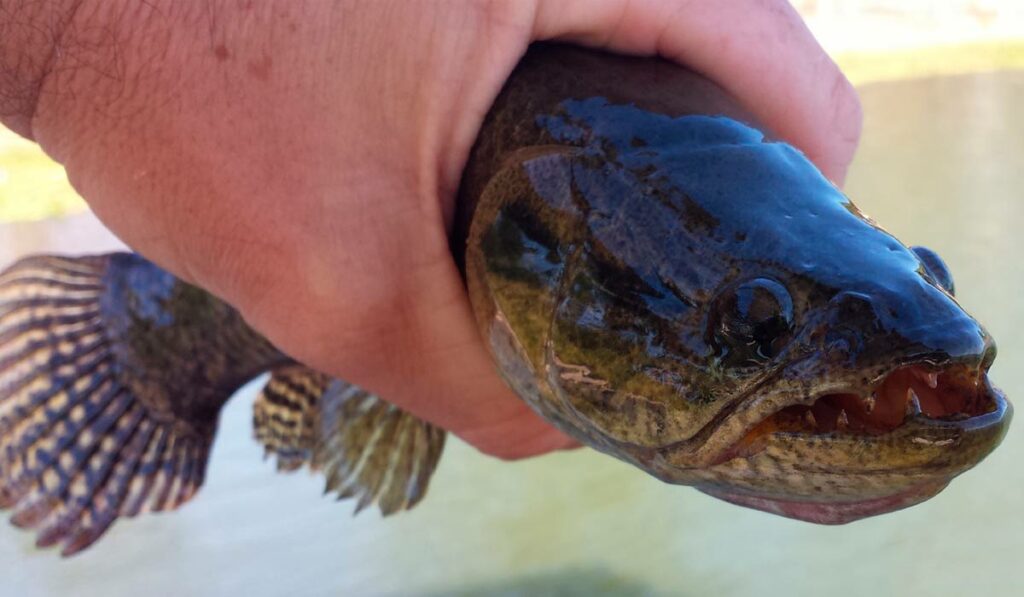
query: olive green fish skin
461 44 1010 520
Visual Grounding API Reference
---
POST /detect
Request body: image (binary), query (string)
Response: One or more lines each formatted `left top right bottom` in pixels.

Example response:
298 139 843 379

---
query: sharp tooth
906 388 922 416
836 409 849 431
914 368 939 388
804 410 817 429
862 394 876 414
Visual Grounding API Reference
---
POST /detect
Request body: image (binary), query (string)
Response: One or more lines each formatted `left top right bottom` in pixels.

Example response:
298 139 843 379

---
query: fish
0 43 1010 556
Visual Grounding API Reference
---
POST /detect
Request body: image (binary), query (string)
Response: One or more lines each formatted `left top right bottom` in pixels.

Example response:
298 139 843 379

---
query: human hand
0 0 861 459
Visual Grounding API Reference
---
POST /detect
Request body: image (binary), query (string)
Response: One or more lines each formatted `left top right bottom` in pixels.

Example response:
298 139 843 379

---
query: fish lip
702 357 1011 467
912 375 1010 433
698 478 950 524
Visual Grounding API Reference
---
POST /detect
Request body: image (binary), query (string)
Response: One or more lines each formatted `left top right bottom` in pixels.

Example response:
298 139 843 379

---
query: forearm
0 0 85 138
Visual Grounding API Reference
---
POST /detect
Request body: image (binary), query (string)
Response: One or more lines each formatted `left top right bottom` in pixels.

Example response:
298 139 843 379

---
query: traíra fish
0 44 1010 556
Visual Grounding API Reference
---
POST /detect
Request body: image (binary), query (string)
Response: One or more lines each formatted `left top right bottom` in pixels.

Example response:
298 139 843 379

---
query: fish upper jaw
645 281 1004 472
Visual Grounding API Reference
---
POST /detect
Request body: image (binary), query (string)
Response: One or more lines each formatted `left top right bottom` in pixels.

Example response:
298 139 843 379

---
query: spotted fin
0 255 221 556
253 369 446 515
315 381 447 514
253 366 329 471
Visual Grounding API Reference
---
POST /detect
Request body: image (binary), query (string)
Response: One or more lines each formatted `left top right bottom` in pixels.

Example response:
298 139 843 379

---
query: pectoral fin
315 380 446 515
254 368 446 515
254 366 329 471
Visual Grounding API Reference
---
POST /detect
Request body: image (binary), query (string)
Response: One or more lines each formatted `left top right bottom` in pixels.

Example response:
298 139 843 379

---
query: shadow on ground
416 566 678 597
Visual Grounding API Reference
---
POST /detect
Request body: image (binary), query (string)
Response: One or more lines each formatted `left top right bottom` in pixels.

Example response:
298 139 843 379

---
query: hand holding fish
0 1 860 459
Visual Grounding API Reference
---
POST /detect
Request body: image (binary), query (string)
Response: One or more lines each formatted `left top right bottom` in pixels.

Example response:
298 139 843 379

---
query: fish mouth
694 362 1011 523
729 363 1003 456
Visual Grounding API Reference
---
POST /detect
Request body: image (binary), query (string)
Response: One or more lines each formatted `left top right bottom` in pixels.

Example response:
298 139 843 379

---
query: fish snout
820 285 993 373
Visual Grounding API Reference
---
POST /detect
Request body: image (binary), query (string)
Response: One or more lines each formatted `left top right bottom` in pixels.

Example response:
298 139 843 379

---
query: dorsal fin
254 368 446 515
0 253 284 555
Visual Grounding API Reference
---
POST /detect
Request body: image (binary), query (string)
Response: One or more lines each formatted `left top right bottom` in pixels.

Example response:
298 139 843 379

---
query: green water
1 71 1022 597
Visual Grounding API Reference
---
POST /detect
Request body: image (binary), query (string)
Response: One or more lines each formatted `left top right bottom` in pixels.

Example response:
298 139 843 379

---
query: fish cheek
466 147 727 449
466 150 611 441
544 253 727 448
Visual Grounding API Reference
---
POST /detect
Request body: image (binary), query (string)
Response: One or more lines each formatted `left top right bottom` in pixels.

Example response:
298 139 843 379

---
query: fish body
0 44 1010 555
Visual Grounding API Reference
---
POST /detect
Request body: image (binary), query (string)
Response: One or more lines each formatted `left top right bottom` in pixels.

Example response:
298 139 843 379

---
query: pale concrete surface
0 212 125 265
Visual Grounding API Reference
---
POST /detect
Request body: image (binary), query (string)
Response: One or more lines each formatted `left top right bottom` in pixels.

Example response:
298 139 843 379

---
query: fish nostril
825 285 991 368
826 336 850 355
824 335 851 361
979 340 997 371
828 291 883 331
819 292 887 365
912 246 956 296
823 327 863 363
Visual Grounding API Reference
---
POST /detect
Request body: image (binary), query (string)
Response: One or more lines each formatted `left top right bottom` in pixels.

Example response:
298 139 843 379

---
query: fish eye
911 246 955 296
711 277 794 366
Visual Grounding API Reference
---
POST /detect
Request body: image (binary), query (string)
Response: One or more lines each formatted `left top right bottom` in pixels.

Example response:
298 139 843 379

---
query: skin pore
0 0 861 459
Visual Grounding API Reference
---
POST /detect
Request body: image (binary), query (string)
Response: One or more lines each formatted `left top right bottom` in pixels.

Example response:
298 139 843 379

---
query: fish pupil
713 278 794 365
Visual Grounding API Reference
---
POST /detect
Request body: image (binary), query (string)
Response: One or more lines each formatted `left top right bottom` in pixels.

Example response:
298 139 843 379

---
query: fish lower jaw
698 479 949 525
673 366 1010 523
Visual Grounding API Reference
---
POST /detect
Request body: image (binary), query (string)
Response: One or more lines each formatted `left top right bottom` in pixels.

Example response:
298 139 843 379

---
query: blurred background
1 2 1022 596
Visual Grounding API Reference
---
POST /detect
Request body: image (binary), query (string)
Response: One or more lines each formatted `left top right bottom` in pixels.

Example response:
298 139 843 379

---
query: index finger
531 0 862 185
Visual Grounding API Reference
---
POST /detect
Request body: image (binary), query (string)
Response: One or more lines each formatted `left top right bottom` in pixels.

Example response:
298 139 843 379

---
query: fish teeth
914 369 939 389
906 388 923 416
836 409 849 431
862 394 876 414
804 410 818 429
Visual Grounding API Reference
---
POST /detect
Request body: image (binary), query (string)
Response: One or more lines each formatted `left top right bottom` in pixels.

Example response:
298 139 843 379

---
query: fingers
531 0 863 185
25 0 570 459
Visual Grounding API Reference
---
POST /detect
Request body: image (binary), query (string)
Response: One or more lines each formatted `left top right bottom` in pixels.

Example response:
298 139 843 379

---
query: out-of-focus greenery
837 40 1024 85
1 40 1022 223
0 132 85 222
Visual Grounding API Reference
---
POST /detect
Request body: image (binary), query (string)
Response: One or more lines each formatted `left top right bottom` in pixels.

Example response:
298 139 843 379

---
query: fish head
468 100 1011 523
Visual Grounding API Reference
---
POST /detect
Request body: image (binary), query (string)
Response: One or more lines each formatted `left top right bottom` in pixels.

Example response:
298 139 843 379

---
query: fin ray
121 427 169 517
253 368 446 516
0 254 242 555
0 351 112 444
40 418 156 551
253 367 327 471
314 380 445 516
31 401 146 548
1 375 121 508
